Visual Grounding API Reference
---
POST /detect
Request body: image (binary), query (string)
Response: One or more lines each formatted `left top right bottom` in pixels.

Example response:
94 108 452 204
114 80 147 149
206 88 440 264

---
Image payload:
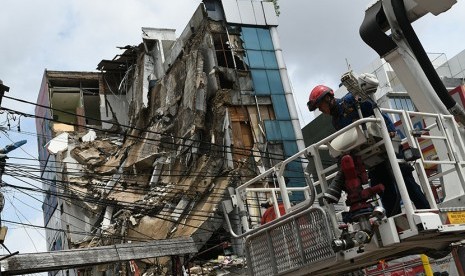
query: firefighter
308 85 430 216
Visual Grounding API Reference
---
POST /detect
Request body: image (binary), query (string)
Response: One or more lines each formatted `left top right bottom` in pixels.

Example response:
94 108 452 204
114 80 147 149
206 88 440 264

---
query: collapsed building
35 1 306 275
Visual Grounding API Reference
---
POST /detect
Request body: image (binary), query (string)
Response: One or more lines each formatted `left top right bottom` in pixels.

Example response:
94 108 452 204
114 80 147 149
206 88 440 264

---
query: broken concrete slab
52 123 75 133
47 132 69 154
81 130 97 142
71 147 105 166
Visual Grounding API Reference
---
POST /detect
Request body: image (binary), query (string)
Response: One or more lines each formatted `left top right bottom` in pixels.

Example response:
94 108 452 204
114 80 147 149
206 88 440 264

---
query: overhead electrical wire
1 161 272 249
0 96 311 243
4 162 237 203
8 162 273 218
5 157 309 179
3 174 239 229
3 94 303 160
3 151 307 208
4 156 309 186
6 126 323 170
4 172 235 212
10 194 46 240
5 169 226 220
0 112 312 188
0 142 300 229
4 169 276 223
0 97 307 165
5 195 41 252
2 91 318 184
4 165 307 211
3 163 307 193
2 142 276 209
4 179 228 239
6 183 173 243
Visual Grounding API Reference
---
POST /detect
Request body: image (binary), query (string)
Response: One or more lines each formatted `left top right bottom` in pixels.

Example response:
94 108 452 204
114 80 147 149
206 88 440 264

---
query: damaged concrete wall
86 4 287 252
103 95 129 130
72 10 269 258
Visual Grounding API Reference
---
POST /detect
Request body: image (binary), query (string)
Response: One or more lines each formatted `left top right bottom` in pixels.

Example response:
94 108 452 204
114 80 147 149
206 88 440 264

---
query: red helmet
307 85 334 111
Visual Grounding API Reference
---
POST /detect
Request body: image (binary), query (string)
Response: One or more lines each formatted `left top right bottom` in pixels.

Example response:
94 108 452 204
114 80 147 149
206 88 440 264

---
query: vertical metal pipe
373 108 416 230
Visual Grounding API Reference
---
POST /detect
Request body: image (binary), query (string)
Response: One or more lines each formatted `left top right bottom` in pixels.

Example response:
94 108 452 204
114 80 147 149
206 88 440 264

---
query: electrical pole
0 81 20 276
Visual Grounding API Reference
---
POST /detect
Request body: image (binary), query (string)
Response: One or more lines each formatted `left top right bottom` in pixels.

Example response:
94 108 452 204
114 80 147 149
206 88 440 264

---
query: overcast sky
0 0 464 260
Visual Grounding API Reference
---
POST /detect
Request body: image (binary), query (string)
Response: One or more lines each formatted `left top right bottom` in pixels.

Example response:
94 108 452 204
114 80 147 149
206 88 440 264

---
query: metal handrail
227 118 381 238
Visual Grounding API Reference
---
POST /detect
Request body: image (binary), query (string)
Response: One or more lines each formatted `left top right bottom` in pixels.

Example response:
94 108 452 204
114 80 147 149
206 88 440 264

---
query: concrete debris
133 152 163 170
81 129 97 142
188 255 247 276
52 123 75 133
68 177 89 187
94 154 123 175
107 185 144 203
71 139 119 168
129 216 137 226
71 147 105 166
90 179 105 186
47 132 69 154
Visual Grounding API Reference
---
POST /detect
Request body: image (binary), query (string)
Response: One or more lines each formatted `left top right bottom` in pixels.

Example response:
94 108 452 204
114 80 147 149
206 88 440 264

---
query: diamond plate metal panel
246 233 274 276
296 209 335 263
245 207 336 275
270 222 303 273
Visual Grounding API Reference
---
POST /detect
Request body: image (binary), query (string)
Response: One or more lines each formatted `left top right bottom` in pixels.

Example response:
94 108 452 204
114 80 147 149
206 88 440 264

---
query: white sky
0 0 464 266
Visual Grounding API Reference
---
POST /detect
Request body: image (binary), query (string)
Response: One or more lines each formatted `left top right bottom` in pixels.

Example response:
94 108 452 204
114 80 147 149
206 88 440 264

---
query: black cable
6 127 311 167
4 175 231 225
0 104 300 164
4 94 307 163
4 158 309 183
6 184 169 242
5 181 226 239
4 171 235 211
5 195 43 252
1 219 218 247
10 170 285 218
4 162 236 203
3 164 307 196
5 165 269 222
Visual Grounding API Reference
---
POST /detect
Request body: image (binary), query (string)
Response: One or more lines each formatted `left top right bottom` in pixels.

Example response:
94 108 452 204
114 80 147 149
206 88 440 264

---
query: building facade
35 1 306 275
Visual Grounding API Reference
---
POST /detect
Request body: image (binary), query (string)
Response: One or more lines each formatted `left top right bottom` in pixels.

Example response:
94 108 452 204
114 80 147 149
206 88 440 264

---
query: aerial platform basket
223 109 465 275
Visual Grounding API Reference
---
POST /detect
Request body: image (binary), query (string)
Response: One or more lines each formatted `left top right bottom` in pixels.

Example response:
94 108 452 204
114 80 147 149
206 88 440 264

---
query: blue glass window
262 51 278 69
242 27 274 50
284 170 306 186
246 50 265 68
287 160 302 172
264 120 282 141
267 70 284 94
257 28 274 50
251 69 270 95
241 27 260 50
279 121 296 140
246 51 278 70
283 141 299 157
272 95 291 120
250 69 284 95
